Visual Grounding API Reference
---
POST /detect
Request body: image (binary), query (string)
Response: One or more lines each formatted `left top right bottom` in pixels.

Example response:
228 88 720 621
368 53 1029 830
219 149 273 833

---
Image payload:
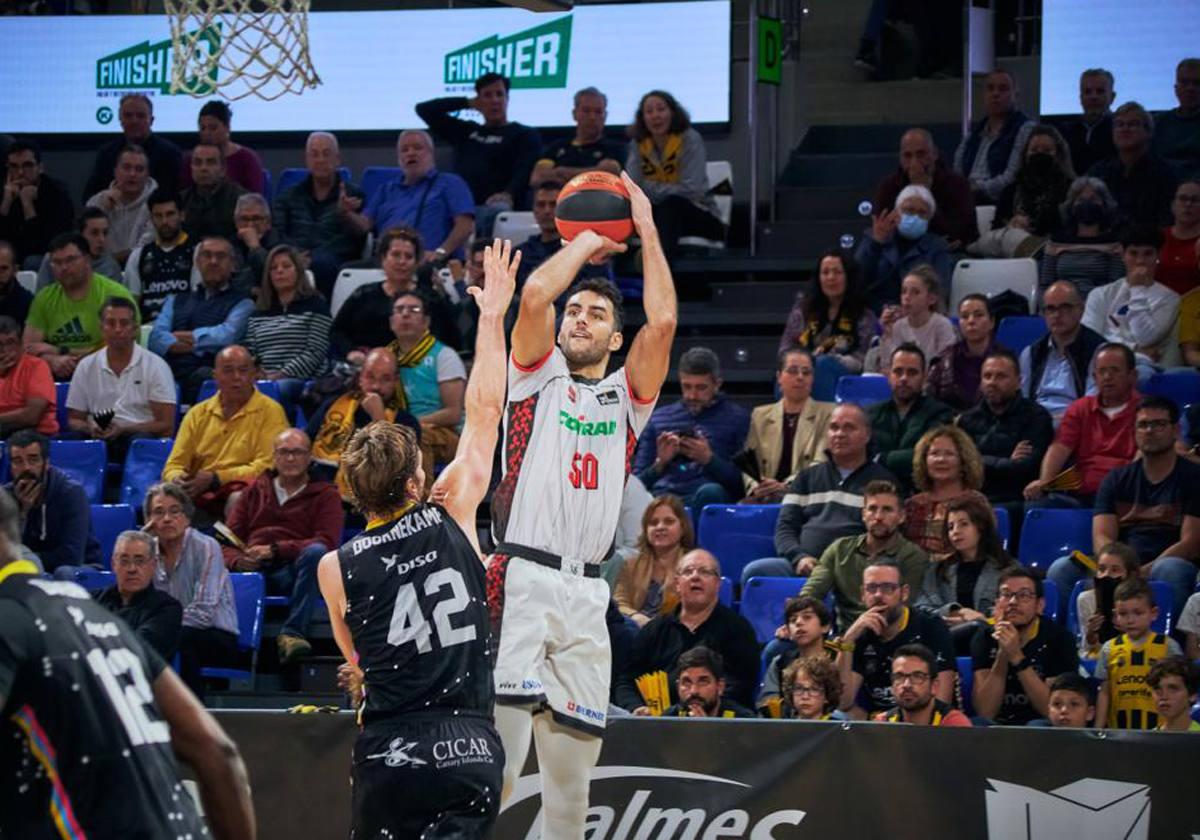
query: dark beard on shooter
562 340 608 370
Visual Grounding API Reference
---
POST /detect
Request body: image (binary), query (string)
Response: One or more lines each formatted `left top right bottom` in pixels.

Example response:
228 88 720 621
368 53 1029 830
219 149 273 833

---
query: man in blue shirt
361 130 474 262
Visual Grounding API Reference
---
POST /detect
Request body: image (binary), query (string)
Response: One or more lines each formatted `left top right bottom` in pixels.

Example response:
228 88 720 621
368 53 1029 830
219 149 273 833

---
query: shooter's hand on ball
570 229 628 266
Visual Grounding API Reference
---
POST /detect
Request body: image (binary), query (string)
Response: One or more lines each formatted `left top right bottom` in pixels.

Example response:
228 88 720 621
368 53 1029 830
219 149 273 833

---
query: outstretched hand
621 171 655 237
468 238 520 316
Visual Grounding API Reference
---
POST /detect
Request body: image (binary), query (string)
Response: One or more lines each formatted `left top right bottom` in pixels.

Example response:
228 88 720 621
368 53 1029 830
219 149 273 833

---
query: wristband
1011 657 1032 673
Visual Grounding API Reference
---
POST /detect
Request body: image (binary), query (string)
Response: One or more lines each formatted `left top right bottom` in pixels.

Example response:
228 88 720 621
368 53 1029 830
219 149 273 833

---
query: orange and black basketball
554 171 634 243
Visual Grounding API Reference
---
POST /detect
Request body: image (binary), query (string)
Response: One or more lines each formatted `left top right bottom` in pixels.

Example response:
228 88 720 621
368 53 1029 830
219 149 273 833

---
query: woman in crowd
904 425 989 560
855 184 954 308
1038 176 1125 299
613 495 695 627
971 124 1075 258
779 248 879 401
1075 541 1140 659
626 90 724 258
926 293 1000 410
142 482 238 697
1157 179 1200 296
916 495 1015 652
780 656 845 722
874 264 957 372
180 100 266 195
244 244 332 407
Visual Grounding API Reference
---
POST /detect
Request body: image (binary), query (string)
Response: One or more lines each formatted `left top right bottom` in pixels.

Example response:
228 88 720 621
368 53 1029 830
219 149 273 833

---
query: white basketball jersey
491 347 656 565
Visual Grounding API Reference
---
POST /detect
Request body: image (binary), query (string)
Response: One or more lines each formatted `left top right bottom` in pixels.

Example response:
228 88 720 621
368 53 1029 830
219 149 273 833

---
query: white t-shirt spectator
1082 278 1180 367
66 343 176 425
1178 592 1200 642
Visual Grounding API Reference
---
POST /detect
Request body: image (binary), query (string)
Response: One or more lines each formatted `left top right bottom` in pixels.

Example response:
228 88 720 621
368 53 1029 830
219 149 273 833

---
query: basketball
554 171 634 243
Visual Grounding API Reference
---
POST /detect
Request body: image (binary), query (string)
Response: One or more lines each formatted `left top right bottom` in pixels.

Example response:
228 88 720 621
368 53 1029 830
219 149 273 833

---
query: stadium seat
719 576 733 608
139 323 153 347
697 504 782 588
995 316 1048 356
90 504 136 568
975 205 996 234
741 576 804 644
834 374 891 407
201 572 265 686
992 506 1010 550
1143 371 1200 407
330 268 385 318
1067 579 1173 635
679 160 732 250
119 437 174 510
21 439 107 503
275 166 350 198
1066 579 1086 636
950 259 1037 313
956 656 976 717
75 568 115 593
54 381 70 435
1017 508 1092 568
361 165 401 202
17 270 37 295
1041 579 1060 623
493 211 539 245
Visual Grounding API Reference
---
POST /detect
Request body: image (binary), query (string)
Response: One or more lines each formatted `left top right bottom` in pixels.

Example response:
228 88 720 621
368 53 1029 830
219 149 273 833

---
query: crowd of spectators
1 52 1198 729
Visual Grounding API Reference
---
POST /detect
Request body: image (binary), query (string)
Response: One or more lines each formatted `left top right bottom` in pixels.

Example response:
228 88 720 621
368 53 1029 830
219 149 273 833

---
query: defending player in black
318 239 520 839
0 490 255 840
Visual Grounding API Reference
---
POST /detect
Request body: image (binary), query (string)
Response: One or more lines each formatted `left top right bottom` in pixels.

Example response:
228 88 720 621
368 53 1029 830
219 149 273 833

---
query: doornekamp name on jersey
350 506 445 556
558 410 617 436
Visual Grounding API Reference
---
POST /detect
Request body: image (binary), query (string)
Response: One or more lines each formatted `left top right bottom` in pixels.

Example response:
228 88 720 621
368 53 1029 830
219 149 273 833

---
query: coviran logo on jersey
559 410 617 436
443 16 572 90
95 26 220 98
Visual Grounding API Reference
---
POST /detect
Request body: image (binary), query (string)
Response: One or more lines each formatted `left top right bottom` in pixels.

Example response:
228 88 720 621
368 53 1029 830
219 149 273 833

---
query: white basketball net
164 0 321 101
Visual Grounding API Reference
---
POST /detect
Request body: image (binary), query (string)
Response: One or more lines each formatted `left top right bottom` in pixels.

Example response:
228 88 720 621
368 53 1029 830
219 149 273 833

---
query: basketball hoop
164 0 321 102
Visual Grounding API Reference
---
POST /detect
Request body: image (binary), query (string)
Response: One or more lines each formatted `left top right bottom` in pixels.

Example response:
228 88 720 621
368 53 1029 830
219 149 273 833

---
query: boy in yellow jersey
1095 578 1183 729
1147 657 1200 732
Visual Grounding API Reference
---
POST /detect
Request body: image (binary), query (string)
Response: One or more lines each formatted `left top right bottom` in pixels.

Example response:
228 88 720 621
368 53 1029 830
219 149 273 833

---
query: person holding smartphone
1076 541 1140 659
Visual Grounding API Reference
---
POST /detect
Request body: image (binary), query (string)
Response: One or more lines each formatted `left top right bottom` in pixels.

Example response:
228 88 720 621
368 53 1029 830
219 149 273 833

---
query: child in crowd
757 596 838 715
1147 657 1200 733
1046 672 1097 728
1076 541 1140 659
873 264 958 372
1095 579 1183 729
780 655 846 721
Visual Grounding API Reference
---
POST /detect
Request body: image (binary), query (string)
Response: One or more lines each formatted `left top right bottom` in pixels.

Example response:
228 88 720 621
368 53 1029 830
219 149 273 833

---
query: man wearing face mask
855 184 954 309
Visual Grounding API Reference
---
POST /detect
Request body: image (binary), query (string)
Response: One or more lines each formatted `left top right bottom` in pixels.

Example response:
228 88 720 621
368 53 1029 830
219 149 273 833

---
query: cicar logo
95 27 220 97
500 765 805 839
443 16 572 90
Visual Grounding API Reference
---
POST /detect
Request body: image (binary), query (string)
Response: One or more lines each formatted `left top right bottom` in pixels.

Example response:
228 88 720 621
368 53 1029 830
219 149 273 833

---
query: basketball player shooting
316 240 521 838
489 172 677 838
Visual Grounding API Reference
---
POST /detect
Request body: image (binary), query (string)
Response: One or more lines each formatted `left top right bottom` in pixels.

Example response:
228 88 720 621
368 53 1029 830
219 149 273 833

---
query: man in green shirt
22 232 138 380
800 479 928 630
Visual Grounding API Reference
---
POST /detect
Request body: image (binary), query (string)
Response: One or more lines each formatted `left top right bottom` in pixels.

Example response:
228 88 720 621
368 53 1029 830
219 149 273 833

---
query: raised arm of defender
620 173 677 402
433 239 520 552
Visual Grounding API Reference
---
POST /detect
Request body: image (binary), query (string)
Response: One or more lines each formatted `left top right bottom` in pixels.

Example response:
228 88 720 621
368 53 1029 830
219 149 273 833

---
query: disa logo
95 27 220 96
444 16 572 90
501 765 805 839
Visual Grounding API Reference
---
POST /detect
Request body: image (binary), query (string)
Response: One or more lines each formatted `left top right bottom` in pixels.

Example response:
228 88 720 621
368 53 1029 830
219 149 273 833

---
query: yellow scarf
311 391 404 498
386 330 437 411
638 133 684 183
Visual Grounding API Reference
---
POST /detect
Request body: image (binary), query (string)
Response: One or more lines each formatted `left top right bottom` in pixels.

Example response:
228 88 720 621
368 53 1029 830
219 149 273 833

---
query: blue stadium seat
55 382 70 435
20 439 107 503
361 166 402 202
993 507 1010 550
1148 580 1174 634
956 656 976 717
119 437 175 510
834 375 891 407
75 568 115 593
697 504 782 589
1144 370 1200 407
90 504 136 568
196 379 284 406
741 576 804 644
719 576 733 608
275 166 351 198
995 316 1048 357
1041 578 1060 623
1066 578 1087 637
201 572 265 686
1017 508 1093 568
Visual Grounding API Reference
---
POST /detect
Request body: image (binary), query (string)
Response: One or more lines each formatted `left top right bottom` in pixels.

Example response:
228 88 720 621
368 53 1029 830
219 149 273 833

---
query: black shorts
352 714 504 839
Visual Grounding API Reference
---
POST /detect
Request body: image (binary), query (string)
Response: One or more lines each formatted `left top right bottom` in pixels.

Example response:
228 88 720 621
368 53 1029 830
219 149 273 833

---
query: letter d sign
757 16 782 85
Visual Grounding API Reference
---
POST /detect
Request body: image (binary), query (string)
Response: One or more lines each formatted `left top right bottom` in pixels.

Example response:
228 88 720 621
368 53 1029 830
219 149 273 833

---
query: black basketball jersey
339 503 493 724
137 238 195 322
0 568 208 839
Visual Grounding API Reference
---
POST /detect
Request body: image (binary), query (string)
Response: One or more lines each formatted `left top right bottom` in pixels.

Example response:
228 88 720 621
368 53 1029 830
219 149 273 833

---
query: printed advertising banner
0 2 730 133
209 712 1196 839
